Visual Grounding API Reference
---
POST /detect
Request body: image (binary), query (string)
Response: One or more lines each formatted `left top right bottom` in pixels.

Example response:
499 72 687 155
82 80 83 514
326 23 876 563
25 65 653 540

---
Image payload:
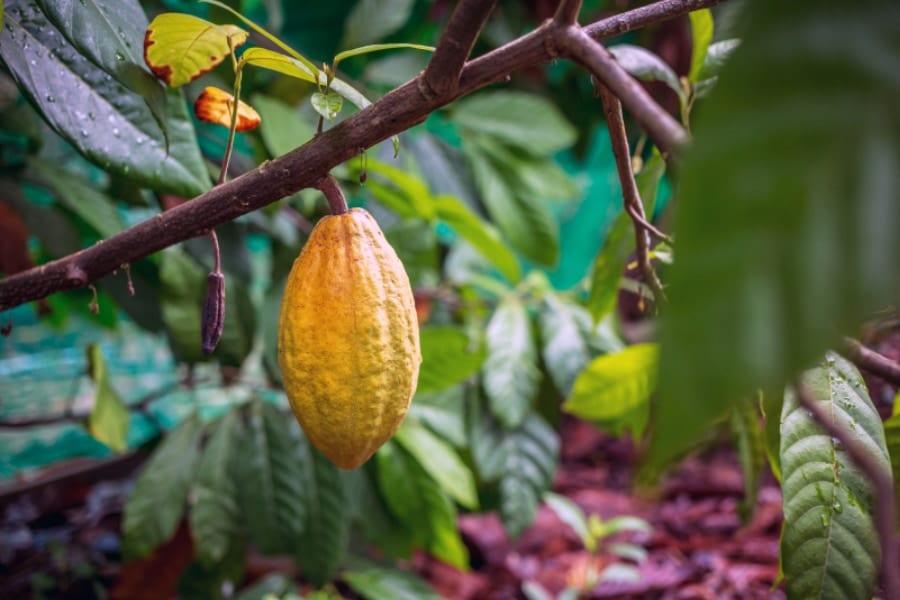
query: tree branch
794 384 900 600
598 84 666 305
421 0 498 98
0 0 724 311
554 24 687 153
841 337 900 386
554 0 583 24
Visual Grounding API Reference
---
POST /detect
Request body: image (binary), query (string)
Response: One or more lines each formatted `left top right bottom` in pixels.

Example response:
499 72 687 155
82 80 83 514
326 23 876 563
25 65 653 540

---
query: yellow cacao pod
277 208 421 469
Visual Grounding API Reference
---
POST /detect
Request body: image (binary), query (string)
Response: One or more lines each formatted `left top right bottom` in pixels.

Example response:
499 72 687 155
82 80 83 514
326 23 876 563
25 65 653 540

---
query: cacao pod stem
316 175 349 215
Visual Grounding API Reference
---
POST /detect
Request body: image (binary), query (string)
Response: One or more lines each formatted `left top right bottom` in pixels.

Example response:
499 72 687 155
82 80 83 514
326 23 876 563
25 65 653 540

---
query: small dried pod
201 271 226 355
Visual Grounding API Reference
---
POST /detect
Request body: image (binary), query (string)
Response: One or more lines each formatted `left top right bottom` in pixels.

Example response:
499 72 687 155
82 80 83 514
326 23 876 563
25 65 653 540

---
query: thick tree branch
421 0 498 98
794 384 900 599
554 24 687 153
0 0 723 311
841 337 900 386
598 84 666 305
554 0 583 24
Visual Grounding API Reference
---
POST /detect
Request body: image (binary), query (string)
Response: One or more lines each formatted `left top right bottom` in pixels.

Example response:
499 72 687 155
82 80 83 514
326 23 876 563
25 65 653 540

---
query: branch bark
794 384 900 599
598 84 666 305
554 0 583 24
0 0 723 311
421 0 498 98
841 337 900 386
554 24 687 153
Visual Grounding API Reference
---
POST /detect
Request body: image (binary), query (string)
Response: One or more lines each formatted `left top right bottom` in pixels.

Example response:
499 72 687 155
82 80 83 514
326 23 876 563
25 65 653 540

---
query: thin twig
794 384 900 599
554 0 583 24
598 84 666 305
421 0 498 98
553 24 687 153
625 203 674 244
841 338 900 386
0 0 723 311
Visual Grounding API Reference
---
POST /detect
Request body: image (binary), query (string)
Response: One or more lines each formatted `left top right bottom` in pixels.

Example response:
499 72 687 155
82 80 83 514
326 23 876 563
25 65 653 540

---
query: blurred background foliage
1 0 898 597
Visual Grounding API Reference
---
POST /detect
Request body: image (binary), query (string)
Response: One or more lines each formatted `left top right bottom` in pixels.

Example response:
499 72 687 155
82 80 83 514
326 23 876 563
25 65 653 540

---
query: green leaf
159 250 205 364
500 414 559 538
343 560 443 600
237 399 308 555
240 47 317 83
587 213 631 322
483 297 540 428
333 43 434 69
234 574 293 600
36 0 169 141
417 326 485 393
340 0 415 49
213 278 256 369
696 39 740 82
85 343 129 453
433 194 521 283
177 537 245 600
394 419 478 509
730 397 765 522
190 410 242 566
466 142 559 267
375 441 469 568
1 2 210 196
122 415 203 558
609 45 685 103
25 160 123 239
252 94 314 157
652 0 900 468
144 13 246 87
544 492 593 551
296 443 350 586
408 386 467 448
311 91 343 121
564 344 658 439
451 92 577 155
363 159 435 220
539 294 591 396
762 389 784 483
385 219 439 287
884 398 900 529
341 467 415 559
780 353 889 600
688 9 714 82
466 389 507 482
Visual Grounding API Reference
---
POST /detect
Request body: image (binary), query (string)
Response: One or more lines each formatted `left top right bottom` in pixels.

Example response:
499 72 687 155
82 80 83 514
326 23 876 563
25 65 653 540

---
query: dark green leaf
417 326 485 393
500 414 559 538
340 0 416 49
237 399 308 555
652 0 900 468
466 388 507 483
729 397 765 522
252 93 314 157
85 343 129 453
375 441 469 568
451 92 576 155
212 278 256 369
343 560 443 600
296 442 350 586
177 537 245 600
0 1 209 196
394 418 478 509
587 213 631 322
159 250 205 364
190 409 242 566
762 389 784 482
35 0 169 138
25 159 123 239
385 219 439 288
563 344 658 439
482 297 540 428
780 354 888 599
465 142 560 267
234 574 293 600
433 194 521 283
340 466 415 559
697 39 740 82
539 294 591 396
122 415 203 558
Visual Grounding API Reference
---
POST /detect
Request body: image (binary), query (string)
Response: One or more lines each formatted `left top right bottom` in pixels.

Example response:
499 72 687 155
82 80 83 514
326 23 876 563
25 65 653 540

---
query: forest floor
0 414 785 600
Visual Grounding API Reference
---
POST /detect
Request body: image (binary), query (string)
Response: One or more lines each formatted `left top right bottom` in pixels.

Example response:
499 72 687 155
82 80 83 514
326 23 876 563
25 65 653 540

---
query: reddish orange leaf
193 87 261 132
